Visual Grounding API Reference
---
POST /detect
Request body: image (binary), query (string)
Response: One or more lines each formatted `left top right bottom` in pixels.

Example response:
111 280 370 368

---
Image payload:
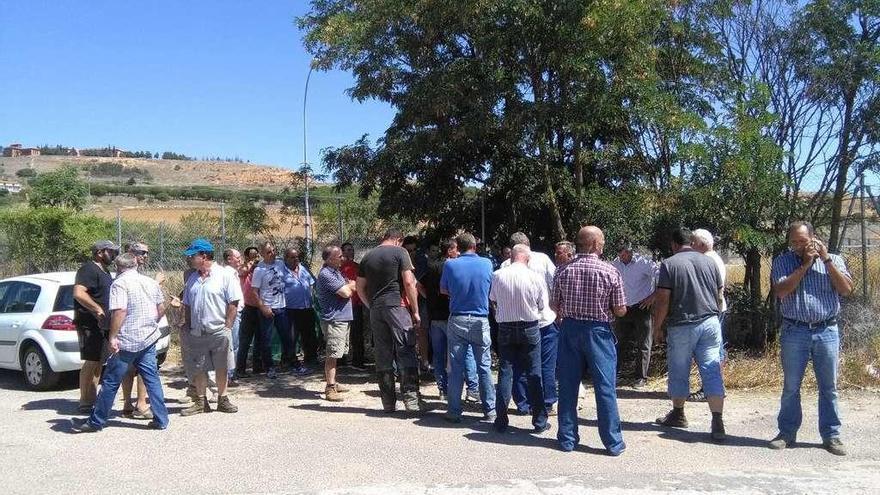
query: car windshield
54 285 74 311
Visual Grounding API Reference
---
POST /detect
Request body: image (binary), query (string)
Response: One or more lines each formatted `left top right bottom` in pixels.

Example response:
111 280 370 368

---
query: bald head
576 226 605 255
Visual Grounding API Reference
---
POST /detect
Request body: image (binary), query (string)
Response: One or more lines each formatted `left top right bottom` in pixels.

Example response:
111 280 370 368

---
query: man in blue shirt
316 245 356 402
769 221 853 456
283 248 317 372
440 233 496 422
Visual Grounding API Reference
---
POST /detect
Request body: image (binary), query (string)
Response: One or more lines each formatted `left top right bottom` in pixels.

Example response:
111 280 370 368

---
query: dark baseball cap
92 240 119 254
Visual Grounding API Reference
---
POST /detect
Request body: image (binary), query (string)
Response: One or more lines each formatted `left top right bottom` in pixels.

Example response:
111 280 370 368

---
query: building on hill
3 144 41 157
1 182 22 193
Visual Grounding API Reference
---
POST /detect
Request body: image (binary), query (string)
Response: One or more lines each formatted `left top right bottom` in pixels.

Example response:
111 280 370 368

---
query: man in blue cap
180 239 243 416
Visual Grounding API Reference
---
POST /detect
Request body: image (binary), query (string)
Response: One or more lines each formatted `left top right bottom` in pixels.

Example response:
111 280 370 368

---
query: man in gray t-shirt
652 227 727 443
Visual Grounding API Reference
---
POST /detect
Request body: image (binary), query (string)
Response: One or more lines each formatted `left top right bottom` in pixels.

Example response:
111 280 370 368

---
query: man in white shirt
491 244 550 433
71 253 168 432
501 232 559 415
611 241 658 389
180 239 242 416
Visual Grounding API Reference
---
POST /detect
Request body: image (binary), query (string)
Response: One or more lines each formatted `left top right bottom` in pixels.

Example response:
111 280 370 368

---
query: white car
0 272 170 390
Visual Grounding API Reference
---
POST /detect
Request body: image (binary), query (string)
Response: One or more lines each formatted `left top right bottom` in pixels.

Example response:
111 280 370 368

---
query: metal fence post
336 197 343 242
159 221 165 267
860 172 868 302
116 209 122 248
220 203 227 254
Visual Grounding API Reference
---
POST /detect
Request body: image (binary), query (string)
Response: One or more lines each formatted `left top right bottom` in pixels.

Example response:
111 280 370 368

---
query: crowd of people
66 222 853 457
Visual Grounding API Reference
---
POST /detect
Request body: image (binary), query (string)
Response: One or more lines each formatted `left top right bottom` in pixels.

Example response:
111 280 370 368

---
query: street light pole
302 64 314 261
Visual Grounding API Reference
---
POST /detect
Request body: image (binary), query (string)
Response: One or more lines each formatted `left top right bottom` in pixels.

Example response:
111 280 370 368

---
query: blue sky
0 1 394 171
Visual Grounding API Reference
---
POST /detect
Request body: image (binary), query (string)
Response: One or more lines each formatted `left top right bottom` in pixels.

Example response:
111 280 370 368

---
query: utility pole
860 171 868 302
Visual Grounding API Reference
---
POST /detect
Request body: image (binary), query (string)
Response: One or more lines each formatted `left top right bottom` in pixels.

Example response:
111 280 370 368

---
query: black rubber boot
378 370 397 413
400 367 428 413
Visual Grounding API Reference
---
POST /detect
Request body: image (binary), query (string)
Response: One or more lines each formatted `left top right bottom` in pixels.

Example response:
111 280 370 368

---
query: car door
0 282 21 363
0 282 42 364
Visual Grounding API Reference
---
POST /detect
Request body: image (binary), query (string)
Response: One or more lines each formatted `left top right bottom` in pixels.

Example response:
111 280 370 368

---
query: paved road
1 366 878 494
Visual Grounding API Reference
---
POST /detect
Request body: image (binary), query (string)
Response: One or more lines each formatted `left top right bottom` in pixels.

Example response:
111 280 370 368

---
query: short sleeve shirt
317 265 353 322
656 249 721 326
284 263 315 309
552 254 626 322
108 270 165 352
771 250 850 323
251 259 288 309
422 259 450 320
73 261 113 330
183 263 243 335
440 253 494 316
358 245 414 308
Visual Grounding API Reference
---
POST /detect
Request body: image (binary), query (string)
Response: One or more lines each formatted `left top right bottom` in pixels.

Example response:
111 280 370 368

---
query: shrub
15 168 37 178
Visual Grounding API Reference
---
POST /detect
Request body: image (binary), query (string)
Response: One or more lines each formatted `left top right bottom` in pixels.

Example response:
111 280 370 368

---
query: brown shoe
181 396 211 416
325 384 345 402
216 395 238 413
334 383 350 393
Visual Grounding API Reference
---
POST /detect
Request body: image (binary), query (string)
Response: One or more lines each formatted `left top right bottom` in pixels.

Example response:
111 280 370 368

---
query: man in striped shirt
490 244 549 433
769 221 853 456
552 226 627 456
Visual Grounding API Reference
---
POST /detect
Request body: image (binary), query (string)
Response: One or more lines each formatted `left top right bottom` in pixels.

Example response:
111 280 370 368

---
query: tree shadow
289 401 431 420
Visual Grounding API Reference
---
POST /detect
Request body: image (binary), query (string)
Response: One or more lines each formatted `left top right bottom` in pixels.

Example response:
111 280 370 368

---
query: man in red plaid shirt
551 226 627 456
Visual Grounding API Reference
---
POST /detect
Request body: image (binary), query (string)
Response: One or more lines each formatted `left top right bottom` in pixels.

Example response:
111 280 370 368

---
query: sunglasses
132 250 149 256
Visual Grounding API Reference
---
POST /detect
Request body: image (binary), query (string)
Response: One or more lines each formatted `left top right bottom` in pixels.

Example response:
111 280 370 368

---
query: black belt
783 317 837 330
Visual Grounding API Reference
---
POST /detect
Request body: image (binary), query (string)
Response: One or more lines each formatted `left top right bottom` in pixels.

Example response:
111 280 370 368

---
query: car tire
21 344 61 391
157 352 167 366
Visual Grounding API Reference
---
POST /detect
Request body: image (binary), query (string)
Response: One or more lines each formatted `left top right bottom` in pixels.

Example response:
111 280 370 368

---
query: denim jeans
495 321 547 430
259 308 291 370
88 342 168 429
430 320 478 394
447 314 495 417
228 311 241 379
513 322 559 410
666 316 724 399
557 318 624 454
777 322 841 441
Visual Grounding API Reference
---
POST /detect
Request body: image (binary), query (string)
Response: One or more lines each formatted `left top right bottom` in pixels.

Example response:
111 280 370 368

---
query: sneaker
325 384 345 402
216 395 239 413
465 390 480 403
823 437 847 456
403 398 430 413
687 389 707 402
181 396 211 416
70 418 100 433
711 415 726 442
147 420 166 430
267 368 278 380
768 435 793 450
291 365 311 376
547 404 557 416
656 409 689 428
633 378 648 389
132 408 154 420
608 443 627 457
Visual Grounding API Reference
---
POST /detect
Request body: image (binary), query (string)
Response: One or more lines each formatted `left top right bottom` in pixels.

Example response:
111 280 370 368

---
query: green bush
15 168 37 178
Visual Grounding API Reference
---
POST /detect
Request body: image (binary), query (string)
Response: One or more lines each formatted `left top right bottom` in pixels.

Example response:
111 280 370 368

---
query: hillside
0 155 303 190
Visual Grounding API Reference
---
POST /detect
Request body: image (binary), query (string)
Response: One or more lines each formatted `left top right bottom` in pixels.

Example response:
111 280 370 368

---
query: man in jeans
417 238 480 401
653 227 726 442
441 233 496 423
282 247 315 373
71 253 168 432
357 228 426 413
491 244 549 433
552 226 627 456
769 221 852 456
235 246 265 377
251 241 292 379
611 241 658 389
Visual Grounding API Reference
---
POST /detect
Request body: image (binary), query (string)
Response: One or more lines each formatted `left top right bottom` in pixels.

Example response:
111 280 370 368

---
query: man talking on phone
769 221 853 456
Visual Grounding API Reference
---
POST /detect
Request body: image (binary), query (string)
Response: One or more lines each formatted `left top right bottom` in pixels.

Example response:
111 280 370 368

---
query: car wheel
157 352 167 366
21 344 61 391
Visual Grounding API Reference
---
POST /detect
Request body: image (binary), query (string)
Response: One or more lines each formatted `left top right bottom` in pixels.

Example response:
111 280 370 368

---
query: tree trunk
827 92 856 251
743 246 764 348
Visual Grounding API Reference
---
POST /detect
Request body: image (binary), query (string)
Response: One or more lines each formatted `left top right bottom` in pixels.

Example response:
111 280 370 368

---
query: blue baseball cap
183 238 214 256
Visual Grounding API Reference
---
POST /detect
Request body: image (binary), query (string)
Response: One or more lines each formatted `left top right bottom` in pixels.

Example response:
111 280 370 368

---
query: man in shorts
72 240 117 413
316 245 356 401
180 239 242 416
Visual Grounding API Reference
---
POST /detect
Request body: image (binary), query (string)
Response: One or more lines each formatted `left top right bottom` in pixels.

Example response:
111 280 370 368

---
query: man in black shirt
72 240 118 413
357 228 425 413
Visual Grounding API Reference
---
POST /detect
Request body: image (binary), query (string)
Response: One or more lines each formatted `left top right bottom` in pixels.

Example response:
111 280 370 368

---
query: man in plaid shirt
551 226 627 456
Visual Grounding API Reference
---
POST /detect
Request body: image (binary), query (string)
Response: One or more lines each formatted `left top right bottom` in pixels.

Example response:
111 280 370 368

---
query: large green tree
28 165 89 210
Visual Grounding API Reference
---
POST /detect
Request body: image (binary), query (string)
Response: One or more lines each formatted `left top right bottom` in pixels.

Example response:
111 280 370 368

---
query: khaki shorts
184 330 233 374
320 320 350 359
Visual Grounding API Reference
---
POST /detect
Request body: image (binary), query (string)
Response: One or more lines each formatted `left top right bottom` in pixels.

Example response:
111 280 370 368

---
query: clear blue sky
0 1 394 171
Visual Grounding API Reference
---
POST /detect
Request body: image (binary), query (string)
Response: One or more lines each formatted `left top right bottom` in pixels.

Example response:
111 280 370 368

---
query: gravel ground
1 366 878 494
